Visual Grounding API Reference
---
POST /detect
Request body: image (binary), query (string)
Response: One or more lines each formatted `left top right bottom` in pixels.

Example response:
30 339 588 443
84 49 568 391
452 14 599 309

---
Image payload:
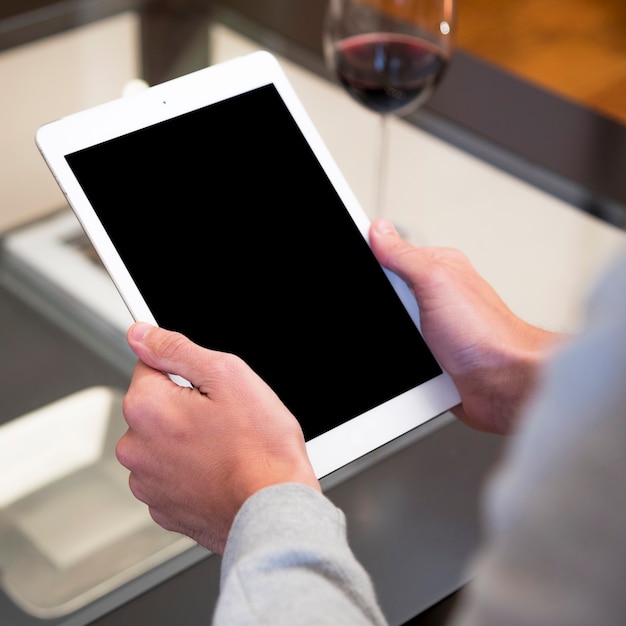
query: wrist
489 324 565 434
454 324 566 435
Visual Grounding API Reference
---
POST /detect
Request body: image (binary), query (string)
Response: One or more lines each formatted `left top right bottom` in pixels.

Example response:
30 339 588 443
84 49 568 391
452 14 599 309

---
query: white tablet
36 51 460 478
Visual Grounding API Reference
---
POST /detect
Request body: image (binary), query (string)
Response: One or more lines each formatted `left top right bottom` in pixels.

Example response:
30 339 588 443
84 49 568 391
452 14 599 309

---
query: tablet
36 51 460 478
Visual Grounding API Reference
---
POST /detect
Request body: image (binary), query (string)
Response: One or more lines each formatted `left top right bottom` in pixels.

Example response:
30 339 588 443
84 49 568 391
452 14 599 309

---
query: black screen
66 84 441 440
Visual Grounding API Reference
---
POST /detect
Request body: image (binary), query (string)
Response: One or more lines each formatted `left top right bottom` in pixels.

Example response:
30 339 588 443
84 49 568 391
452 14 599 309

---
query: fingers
369 219 442 291
126 322 218 390
127 322 190 371
368 218 418 279
119 321 321 553
121 359 174 431
369 219 475 301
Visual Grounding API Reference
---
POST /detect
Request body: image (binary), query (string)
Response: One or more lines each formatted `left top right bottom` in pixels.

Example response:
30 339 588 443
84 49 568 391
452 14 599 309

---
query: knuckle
127 472 146 503
210 350 246 380
115 437 129 468
157 330 191 362
429 246 468 267
149 507 177 533
115 433 139 473
121 391 137 422
425 247 470 282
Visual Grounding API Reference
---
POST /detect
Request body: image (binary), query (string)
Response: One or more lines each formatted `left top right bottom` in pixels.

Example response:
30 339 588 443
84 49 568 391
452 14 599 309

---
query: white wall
0 12 140 232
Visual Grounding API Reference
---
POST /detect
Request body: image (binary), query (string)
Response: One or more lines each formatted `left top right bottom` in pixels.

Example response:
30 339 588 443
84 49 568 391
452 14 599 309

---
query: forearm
450 249 626 626
214 484 387 626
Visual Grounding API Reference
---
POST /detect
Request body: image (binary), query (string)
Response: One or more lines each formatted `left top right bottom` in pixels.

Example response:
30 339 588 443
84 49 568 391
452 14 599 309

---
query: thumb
126 323 201 385
369 218 423 288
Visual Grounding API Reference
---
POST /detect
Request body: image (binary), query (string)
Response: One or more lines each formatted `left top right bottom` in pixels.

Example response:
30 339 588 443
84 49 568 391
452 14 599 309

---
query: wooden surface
457 0 626 124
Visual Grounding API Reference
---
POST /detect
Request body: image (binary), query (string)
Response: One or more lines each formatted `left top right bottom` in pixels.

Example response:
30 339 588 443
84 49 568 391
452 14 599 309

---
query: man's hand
369 219 564 434
116 323 320 555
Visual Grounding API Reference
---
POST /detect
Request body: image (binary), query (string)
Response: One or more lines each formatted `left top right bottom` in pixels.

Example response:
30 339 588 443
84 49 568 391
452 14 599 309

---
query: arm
118 218 548 552
118 220 561 548
449 246 626 626
215 484 387 626
116 220 572 625
117 325 387 624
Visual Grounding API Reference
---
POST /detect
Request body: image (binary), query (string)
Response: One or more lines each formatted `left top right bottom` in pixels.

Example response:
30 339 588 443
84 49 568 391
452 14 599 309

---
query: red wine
334 33 447 115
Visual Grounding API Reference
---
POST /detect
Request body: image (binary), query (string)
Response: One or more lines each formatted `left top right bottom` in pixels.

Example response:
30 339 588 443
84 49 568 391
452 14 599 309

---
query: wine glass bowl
323 0 455 220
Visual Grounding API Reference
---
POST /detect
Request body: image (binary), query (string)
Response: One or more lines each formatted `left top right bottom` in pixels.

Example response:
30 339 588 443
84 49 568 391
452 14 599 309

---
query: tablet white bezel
36 51 460 478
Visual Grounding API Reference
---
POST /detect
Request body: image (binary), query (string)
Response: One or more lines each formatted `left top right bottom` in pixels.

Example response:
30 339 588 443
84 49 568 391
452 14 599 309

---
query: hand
369 219 564 434
116 323 320 555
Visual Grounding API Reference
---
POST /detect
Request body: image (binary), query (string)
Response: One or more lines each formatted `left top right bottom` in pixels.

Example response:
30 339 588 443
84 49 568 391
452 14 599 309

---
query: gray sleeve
450 248 626 626
214 483 388 626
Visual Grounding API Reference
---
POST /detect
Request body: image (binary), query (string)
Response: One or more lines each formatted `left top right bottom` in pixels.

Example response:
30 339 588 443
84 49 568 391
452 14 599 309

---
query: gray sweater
215 248 626 626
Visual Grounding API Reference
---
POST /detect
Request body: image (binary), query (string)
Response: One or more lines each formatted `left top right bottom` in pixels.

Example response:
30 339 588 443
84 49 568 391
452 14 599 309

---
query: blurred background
457 0 626 125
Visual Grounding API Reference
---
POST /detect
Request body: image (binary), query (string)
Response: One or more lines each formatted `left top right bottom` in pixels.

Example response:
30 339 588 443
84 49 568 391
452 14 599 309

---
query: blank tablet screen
65 84 442 440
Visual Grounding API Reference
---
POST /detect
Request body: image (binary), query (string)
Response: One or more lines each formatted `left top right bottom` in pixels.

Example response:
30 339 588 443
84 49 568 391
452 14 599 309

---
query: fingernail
129 322 153 342
373 218 398 235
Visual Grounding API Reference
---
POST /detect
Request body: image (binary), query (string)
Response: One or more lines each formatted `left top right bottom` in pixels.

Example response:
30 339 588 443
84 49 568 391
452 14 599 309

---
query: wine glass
323 0 455 222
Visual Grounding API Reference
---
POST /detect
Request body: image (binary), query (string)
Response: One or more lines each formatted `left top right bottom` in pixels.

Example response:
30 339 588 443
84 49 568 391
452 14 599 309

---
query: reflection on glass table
0 386 194 618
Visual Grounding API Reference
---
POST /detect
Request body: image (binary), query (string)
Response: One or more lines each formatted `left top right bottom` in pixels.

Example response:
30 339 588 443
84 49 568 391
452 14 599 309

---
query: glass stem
373 114 389 220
